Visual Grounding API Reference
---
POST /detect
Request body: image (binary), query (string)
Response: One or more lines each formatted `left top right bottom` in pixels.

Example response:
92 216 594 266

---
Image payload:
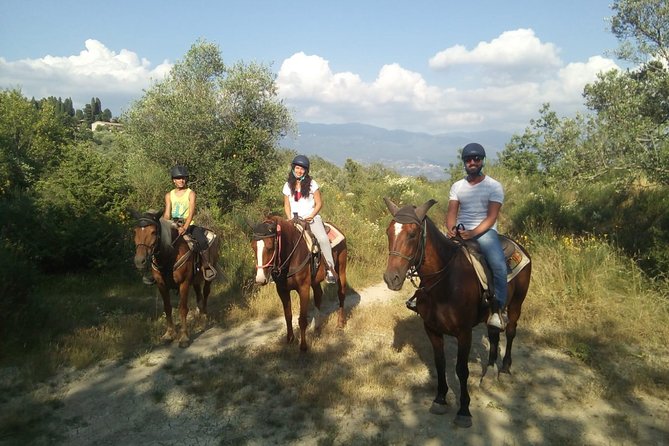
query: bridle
390 217 458 292
388 219 427 273
253 220 310 278
134 218 160 267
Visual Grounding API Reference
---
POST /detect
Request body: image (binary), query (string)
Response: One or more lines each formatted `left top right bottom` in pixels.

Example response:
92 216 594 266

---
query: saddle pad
294 222 345 252
464 240 530 291
183 228 217 251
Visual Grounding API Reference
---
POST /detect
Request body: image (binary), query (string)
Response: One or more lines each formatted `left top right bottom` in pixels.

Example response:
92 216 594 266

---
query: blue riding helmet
461 143 486 160
291 155 310 171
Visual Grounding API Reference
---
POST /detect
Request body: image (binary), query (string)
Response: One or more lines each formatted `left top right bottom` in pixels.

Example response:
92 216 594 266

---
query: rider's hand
459 230 474 240
178 226 187 236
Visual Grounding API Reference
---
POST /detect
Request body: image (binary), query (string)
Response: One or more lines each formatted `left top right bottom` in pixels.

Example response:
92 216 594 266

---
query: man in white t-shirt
446 143 507 329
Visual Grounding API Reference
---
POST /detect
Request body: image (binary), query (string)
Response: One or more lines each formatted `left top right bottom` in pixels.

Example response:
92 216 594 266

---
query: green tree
125 39 294 211
610 0 669 64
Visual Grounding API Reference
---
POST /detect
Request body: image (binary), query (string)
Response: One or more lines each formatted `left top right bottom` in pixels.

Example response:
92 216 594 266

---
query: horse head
251 217 280 285
131 209 162 272
383 198 437 290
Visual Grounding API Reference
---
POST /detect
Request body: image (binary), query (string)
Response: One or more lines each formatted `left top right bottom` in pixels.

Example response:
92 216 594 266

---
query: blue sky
0 0 624 134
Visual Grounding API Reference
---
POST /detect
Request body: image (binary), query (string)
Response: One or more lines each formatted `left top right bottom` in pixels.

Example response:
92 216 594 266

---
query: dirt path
5 282 668 446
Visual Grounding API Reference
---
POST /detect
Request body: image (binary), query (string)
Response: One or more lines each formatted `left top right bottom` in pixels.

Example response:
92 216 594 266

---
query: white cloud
277 30 620 133
0 35 621 134
429 29 562 70
0 39 171 113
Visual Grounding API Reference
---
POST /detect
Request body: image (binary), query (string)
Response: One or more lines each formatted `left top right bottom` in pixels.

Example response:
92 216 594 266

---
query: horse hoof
429 402 448 415
161 333 174 343
454 414 473 428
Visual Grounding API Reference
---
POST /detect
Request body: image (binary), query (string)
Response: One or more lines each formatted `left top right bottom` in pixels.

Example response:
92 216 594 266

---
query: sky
0 0 625 135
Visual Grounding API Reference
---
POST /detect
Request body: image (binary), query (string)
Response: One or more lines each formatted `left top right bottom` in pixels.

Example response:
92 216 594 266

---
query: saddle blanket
464 238 530 291
295 221 345 253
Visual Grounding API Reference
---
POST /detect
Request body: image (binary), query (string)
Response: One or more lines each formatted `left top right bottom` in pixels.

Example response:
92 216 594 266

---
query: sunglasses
464 156 483 163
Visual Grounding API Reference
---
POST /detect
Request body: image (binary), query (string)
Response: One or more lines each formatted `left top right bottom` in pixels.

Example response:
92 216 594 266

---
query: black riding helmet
170 165 189 178
291 155 310 171
461 143 486 160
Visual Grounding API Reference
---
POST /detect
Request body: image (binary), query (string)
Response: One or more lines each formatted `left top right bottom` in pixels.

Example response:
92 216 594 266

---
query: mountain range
281 122 514 180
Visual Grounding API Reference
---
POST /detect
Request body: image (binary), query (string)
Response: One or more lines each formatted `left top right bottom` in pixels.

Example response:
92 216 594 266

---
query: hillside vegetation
1 4 669 441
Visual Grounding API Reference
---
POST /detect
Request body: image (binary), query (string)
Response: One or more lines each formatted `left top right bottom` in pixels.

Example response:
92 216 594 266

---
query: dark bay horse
383 198 531 427
251 215 348 351
132 210 220 348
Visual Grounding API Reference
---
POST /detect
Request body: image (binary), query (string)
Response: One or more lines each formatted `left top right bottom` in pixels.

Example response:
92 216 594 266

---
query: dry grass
519 231 669 398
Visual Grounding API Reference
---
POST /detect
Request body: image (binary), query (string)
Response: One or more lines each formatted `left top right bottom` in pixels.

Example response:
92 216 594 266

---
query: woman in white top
282 155 337 283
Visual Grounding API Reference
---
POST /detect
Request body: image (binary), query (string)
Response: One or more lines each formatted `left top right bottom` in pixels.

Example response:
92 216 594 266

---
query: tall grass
2 157 667 402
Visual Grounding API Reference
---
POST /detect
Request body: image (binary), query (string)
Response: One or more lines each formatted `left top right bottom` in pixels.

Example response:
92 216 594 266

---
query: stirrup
325 270 336 284
405 297 418 313
487 311 506 329
203 266 217 281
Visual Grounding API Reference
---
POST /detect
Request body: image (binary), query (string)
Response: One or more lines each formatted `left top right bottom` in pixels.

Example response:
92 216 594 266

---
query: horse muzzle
383 270 405 291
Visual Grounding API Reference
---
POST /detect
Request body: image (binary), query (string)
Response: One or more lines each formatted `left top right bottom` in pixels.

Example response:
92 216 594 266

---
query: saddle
292 221 346 254
460 235 530 293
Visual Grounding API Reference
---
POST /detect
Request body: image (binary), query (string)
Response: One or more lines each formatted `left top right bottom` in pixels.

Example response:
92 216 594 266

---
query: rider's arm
446 200 460 238
469 201 501 237
163 192 172 220
306 190 323 222
284 194 293 219
182 190 196 229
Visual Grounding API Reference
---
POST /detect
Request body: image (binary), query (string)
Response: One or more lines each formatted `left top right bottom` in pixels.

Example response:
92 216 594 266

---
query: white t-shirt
449 175 504 232
283 179 320 218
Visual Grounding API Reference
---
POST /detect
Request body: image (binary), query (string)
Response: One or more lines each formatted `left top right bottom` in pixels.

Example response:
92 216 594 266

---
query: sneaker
487 312 504 329
405 297 418 313
326 271 337 284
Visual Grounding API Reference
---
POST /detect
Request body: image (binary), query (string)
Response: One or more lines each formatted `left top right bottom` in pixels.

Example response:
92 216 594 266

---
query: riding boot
200 250 217 281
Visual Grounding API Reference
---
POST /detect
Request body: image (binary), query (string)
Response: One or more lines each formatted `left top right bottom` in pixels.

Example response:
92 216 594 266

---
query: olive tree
124 40 294 212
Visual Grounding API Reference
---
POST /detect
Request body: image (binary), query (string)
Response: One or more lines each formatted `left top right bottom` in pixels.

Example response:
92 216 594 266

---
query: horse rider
445 143 507 329
164 165 217 281
282 155 337 284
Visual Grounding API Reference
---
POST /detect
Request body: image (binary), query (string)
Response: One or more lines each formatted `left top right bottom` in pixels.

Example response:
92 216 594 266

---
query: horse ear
128 208 141 220
414 199 437 220
383 197 400 216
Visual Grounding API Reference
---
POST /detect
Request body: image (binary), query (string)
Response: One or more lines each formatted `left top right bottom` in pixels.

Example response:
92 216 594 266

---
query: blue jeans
475 229 507 308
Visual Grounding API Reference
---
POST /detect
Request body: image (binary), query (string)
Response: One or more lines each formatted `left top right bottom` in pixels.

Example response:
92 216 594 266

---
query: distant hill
281 122 513 180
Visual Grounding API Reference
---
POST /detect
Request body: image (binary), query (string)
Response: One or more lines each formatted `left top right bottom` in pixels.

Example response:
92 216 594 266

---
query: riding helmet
291 155 310 171
461 143 486 160
170 165 189 178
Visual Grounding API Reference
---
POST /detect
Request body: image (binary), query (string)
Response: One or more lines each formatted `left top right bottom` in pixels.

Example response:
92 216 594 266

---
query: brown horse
251 215 348 351
132 210 220 348
383 198 531 427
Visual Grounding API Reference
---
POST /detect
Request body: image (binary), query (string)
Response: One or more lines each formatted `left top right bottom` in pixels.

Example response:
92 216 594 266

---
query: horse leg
297 283 311 351
454 331 473 428
177 280 191 348
335 250 347 328
277 285 295 345
312 281 325 335
425 327 449 415
193 280 209 331
500 311 518 374
486 326 501 372
157 282 177 343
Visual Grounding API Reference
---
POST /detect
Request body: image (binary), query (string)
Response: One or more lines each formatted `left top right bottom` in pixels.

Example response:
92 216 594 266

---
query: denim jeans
475 229 507 308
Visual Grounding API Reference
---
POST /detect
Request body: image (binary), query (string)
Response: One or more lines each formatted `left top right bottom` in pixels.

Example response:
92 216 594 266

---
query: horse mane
424 215 460 261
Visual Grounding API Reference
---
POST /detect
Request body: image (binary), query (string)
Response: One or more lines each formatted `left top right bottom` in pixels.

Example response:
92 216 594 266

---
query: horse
132 209 220 348
382 198 531 427
250 215 348 351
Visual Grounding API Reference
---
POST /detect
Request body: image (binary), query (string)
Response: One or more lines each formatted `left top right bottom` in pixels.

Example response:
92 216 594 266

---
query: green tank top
170 188 194 224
